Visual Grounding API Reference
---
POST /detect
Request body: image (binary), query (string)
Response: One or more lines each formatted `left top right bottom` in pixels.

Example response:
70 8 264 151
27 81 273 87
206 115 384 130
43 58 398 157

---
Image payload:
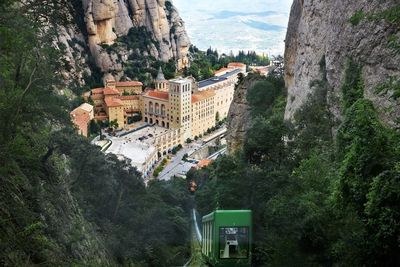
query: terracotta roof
91 88 104 94
228 62 246 68
116 81 143 87
116 95 140 101
105 98 123 107
71 103 93 115
197 159 213 169
103 87 120 95
214 67 229 75
146 90 169 101
70 110 91 130
79 103 94 112
192 89 215 103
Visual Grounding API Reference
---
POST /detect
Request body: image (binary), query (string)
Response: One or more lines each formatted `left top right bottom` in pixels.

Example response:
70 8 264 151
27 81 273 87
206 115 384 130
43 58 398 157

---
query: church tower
168 77 192 140
155 67 169 92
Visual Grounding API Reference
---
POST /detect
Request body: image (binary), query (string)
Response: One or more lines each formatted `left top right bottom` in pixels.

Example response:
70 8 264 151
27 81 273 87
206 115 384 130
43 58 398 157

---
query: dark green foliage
350 10 365 26
365 170 400 265
336 99 391 212
369 6 400 24
193 60 400 266
375 76 400 99
246 76 285 117
184 45 270 80
341 59 364 110
94 26 176 88
293 80 333 159
154 158 168 177
350 6 400 56
0 1 192 265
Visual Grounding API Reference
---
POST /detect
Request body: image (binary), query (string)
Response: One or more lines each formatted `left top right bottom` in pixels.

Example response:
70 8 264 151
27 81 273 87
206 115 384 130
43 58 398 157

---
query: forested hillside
190 2 400 266
191 68 400 266
0 1 191 265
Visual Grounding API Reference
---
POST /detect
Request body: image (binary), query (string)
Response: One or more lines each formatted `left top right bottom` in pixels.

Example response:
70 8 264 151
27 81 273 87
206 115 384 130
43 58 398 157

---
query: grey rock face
284 0 400 127
226 75 261 153
59 0 190 84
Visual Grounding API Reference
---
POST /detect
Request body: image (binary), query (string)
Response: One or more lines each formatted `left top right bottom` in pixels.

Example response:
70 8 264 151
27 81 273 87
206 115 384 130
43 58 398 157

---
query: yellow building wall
191 96 215 138
122 99 141 111
142 97 169 127
214 80 235 120
107 106 125 128
155 128 184 154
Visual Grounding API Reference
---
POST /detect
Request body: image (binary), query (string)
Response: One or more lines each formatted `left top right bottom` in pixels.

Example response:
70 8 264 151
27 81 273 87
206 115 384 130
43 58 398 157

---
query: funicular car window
219 227 249 259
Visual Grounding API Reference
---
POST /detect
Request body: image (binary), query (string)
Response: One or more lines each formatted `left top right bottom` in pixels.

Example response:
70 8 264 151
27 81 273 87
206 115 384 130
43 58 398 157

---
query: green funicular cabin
202 210 252 267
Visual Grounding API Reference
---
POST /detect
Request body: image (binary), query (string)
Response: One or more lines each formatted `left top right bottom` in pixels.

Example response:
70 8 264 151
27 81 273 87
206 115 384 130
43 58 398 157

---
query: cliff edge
284 0 400 127
58 0 190 85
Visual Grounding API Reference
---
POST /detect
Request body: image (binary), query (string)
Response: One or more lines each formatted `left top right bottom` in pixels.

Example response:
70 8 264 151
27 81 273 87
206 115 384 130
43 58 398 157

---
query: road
158 126 227 181
158 143 200 180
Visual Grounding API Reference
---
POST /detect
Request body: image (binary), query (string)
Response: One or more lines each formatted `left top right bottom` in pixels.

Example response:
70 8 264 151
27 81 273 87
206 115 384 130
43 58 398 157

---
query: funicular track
183 209 206 267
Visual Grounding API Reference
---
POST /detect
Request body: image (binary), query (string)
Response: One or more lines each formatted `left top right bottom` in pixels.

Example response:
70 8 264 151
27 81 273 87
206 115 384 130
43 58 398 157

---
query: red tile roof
103 87 120 95
105 98 123 107
117 95 140 101
192 89 215 103
146 90 169 100
91 88 104 94
197 159 213 169
70 110 91 137
116 81 143 87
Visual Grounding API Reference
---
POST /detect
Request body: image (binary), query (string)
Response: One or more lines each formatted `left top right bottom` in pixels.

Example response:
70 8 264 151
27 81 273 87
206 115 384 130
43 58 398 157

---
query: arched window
161 104 166 116
150 118 153 124
149 102 154 113
162 121 165 128
155 103 160 114
144 117 148 123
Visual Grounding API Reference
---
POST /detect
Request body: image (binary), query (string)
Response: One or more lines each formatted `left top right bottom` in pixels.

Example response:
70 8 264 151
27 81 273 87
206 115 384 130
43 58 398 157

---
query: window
219 227 249 259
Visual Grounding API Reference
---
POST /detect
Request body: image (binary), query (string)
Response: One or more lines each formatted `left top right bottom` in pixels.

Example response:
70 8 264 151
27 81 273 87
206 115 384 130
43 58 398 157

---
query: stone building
88 64 245 146
70 103 94 137
90 81 143 128
199 68 241 120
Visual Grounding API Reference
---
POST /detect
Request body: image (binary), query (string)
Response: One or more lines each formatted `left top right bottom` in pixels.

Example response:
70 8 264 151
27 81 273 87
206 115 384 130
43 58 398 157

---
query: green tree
110 119 119 130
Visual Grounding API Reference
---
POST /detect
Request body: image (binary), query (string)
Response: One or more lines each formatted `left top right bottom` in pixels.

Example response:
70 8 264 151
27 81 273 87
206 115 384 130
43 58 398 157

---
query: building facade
70 103 94 137
199 68 241 120
88 64 245 146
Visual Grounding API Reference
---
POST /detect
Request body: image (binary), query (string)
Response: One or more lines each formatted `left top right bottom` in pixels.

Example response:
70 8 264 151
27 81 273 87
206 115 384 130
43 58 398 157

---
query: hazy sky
173 0 293 56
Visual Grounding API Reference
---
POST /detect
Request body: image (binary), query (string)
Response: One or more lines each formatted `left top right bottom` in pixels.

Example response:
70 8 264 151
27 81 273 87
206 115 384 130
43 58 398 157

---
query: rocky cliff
226 75 261 153
284 0 400 127
58 0 190 86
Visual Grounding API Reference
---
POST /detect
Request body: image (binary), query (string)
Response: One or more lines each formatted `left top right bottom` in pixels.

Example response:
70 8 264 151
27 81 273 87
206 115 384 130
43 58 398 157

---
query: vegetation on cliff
0 1 191 266
184 45 270 81
191 60 400 266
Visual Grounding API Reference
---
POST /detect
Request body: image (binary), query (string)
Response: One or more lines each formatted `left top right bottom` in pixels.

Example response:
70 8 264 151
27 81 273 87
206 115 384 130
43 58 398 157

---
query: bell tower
168 77 192 140
154 67 169 92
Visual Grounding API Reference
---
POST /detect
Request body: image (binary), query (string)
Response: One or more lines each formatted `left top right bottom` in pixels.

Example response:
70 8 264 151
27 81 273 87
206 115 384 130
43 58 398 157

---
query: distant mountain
174 0 292 56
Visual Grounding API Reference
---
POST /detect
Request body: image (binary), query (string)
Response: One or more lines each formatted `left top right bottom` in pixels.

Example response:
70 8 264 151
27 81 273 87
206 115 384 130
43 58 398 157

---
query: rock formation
226 75 261 153
60 0 190 86
284 0 400 127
